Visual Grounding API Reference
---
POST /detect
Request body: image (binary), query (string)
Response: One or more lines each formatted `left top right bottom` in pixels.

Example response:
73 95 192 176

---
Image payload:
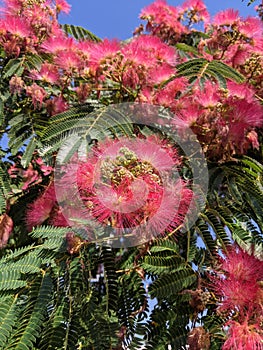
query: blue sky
63 0 258 39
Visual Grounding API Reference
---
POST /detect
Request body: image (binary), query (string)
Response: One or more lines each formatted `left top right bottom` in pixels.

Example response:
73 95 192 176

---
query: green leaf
149 268 196 298
175 43 198 55
175 58 245 86
6 274 53 350
0 295 19 348
0 270 26 291
20 137 37 168
3 58 24 79
62 24 101 42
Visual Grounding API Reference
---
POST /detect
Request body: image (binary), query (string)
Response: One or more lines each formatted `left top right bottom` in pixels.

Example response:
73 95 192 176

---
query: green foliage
175 58 245 88
41 104 134 156
62 24 101 42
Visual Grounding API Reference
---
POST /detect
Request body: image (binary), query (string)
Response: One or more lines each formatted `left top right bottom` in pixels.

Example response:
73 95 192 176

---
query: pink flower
193 81 220 108
180 0 210 23
1 0 23 16
89 39 120 69
55 0 71 14
140 0 187 42
46 95 68 116
26 184 56 231
30 63 60 84
0 16 30 37
222 320 263 350
74 136 192 237
55 50 82 73
213 9 240 26
125 35 176 66
9 75 25 94
41 36 75 54
238 17 263 39
210 246 263 317
220 248 263 283
26 83 47 109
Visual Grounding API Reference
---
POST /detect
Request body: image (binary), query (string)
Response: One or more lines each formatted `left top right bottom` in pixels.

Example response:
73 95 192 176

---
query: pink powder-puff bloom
213 9 240 27
23 3 51 32
0 0 23 15
154 77 188 108
224 44 251 67
75 136 191 237
246 130 260 150
140 0 178 23
55 0 71 14
140 0 187 41
55 50 82 73
227 81 257 104
46 95 69 116
26 184 56 231
147 64 175 86
41 36 75 54
77 40 92 59
0 16 31 37
220 247 263 283
30 63 60 84
180 0 210 23
125 35 176 66
175 104 202 129
238 17 263 39
227 100 263 141
193 81 220 108
9 75 25 95
26 83 47 109
89 39 121 68
21 163 41 190
222 320 263 350
210 247 263 317
215 278 261 312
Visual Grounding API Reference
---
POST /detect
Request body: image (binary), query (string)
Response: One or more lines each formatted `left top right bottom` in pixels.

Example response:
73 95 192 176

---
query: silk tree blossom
26 83 47 109
41 36 76 54
74 135 192 240
55 0 71 14
237 17 263 40
209 246 263 349
140 0 187 43
171 81 263 160
55 50 82 74
26 184 57 232
88 36 177 90
222 320 263 350
46 95 69 116
30 63 60 84
213 9 240 27
179 0 210 24
26 183 72 231
0 16 31 37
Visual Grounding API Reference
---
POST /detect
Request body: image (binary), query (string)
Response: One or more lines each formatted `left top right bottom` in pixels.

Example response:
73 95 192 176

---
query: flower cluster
25 135 193 246
75 136 192 240
26 183 67 232
210 247 263 349
2 0 262 161
8 153 53 191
